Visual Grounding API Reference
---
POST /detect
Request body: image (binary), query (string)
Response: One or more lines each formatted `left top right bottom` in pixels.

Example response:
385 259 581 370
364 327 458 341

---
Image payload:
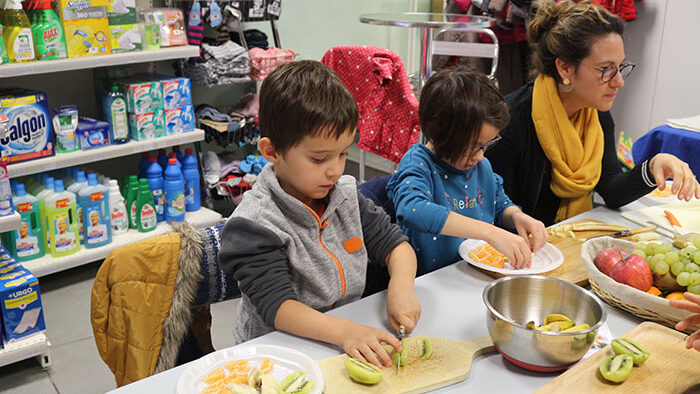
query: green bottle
30 0 67 60
0 24 10 64
136 179 157 233
125 176 139 229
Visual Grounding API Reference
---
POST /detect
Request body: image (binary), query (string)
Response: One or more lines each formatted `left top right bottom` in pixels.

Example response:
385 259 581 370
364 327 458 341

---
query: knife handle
630 225 657 235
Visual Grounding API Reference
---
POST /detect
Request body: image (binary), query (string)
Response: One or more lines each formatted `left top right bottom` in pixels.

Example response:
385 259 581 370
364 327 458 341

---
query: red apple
594 247 626 276
609 253 653 292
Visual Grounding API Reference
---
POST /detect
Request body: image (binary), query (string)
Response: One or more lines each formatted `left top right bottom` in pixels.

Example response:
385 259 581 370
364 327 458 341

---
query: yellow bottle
3 0 35 62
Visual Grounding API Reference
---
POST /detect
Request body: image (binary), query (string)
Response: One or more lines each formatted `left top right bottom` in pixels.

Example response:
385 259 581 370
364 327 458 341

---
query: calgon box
0 90 55 164
0 268 46 343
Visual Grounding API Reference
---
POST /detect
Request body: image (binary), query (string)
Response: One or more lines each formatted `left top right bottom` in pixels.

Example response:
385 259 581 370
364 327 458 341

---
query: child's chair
431 26 500 82
91 222 239 387
321 46 421 182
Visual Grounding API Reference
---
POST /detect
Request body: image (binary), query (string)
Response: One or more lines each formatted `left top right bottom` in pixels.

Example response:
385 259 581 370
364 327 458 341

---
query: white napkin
667 114 700 132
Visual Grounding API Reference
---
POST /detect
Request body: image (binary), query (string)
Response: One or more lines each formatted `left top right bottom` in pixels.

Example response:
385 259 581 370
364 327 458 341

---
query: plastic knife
583 225 657 241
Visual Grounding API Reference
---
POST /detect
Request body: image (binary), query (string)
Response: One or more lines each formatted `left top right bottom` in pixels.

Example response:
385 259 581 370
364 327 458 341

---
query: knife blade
397 325 406 374
584 225 657 241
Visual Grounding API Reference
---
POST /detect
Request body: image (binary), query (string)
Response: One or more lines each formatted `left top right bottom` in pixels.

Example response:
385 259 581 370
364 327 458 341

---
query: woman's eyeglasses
463 135 502 156
590 62 636 83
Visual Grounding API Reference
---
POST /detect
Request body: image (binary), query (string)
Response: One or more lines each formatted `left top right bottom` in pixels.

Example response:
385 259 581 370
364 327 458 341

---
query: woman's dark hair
528 0 625 82
419 67 509 164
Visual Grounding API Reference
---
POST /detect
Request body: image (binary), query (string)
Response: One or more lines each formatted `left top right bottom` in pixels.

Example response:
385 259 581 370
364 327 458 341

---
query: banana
560 323 591 333
611 338 650 365
260 375 278 394
535 320 575 332
345 358 383 384
247 366 262 390
279 371 314 394
229 384 257 394
543 313 573 325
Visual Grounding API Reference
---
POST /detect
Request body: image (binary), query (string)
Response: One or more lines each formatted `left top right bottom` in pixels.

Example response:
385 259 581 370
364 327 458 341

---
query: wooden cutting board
318 336 494 394
535 321 700 393
472 219 639 286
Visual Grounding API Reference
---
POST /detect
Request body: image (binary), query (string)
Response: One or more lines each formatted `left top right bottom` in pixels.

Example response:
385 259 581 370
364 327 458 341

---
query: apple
594 247 626 276
609 253 653 292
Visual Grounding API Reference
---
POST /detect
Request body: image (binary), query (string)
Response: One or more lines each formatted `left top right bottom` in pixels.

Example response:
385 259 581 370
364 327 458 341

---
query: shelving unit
0 333 51 370
22 208 222 278
0 46 199 78
8 129 205 179
0 212 22 233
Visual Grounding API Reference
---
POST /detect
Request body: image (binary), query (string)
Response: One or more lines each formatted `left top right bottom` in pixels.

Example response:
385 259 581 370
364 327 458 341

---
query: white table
109 200 667 393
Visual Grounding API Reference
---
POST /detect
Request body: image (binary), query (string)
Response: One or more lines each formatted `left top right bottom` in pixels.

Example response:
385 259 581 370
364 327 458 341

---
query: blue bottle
2 183 45 261
146 157 165 222
172 145 184 163
157 149 169 173
164 158 185 222
182 147 200 212
138 152 151 179
168 152 182 176
77 173 112 248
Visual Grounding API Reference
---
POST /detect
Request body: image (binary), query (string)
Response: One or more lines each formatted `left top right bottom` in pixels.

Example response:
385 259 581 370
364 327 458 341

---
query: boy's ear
258 137 280 162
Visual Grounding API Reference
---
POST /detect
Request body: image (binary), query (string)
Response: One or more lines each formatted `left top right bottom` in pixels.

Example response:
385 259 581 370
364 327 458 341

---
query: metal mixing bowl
482 275 607 372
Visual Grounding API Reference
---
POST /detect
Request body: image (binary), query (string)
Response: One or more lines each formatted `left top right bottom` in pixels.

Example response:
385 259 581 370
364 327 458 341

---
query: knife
584 225 657 241
397 325 406 374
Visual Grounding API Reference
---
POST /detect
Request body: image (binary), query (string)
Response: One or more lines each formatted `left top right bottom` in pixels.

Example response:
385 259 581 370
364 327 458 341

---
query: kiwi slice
345 358 383 384
390 337 433 366
611 338 650 365
279 371 314 394
419 338 433 360
599 354 633 383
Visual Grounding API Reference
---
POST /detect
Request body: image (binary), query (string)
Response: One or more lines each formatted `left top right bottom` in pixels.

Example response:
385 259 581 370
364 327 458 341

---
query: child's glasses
463 135 502 156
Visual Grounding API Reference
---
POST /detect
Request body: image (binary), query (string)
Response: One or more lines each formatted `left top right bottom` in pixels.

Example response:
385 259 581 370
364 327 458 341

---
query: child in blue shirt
387 68 548 275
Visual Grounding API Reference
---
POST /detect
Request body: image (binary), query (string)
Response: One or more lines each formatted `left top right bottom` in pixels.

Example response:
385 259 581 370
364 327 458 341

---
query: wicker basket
581 237 698 334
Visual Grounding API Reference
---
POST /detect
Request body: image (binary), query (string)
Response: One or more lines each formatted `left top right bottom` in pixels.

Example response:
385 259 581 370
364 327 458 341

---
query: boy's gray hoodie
219 164 407 343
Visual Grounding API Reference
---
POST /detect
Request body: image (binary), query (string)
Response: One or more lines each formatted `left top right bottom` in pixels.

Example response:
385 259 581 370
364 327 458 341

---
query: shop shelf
0 46 199 78
0 212 22 233
0 332 51 369
8 129 205 179
21 207 222 278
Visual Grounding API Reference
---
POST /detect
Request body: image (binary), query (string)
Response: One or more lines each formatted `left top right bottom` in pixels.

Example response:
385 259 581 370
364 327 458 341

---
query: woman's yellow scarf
532 74 604 222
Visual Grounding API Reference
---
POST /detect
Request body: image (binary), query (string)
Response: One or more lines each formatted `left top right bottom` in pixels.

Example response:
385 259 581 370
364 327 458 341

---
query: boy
219 60 421 368
387 67 548 275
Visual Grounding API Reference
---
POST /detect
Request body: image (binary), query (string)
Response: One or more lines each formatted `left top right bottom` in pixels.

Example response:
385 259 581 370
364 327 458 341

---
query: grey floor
0 261 240 394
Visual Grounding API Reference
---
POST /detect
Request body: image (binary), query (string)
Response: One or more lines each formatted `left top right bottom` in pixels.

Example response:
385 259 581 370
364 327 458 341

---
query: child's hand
340 321 402 368
511 211 548 253
386 285 422 334
670 292 700 351
486 227 533 269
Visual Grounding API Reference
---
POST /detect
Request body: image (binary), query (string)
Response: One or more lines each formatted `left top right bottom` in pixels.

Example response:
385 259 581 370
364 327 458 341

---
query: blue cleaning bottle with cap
157 148 169 173
78 173 111 248
146 156 164 222
182 147 200 212
164 158 185 222
172 145 184 163
138 152 150 179
3 183 44 261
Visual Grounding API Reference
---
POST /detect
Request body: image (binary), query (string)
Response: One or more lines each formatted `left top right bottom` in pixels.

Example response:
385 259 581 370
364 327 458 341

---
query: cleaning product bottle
46 180 80 257
146 157 164 222
157 148 169 173
67 170 87 242
29 0 66 60
164 158 185 222
103 83 129 144
125 176 139 229
136 178 156 232
172 145 184 163
78 173 111 248
3 0 35 62
36 176 54 249
168 152 182 176
0 24 12 64
107 179 128 235
182 147 200 212
3 183 44 261
121 173 132 198
137 152 150 178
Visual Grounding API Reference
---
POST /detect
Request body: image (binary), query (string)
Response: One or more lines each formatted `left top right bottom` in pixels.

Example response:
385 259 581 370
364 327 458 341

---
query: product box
0 90 55 165
161 77 192 109
109 23 141 52
0 269 46 343
124 81 163 114
165 106 194 135
107 0 136 25
76 117 111 150
152 8 187 47
58 0 111 58
129 109 166 141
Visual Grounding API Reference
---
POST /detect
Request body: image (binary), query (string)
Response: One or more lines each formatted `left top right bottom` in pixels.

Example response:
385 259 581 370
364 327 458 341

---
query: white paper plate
640 180 697 204
458 239 564 275
176 344 324 394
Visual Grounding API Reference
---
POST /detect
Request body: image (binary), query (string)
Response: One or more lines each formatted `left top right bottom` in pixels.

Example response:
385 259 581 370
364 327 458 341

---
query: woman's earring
560 78 573 93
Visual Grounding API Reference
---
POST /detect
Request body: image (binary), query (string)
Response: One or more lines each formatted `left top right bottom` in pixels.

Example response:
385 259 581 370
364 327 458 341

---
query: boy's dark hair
259 60 358 153
419 67 510 164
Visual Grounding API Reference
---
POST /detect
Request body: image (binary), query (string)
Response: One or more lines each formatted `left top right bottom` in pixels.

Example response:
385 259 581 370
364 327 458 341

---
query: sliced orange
203 367 226 384
646 286 662 296
225 359 249 372
469 244 507 269
666 292 686 301
200 383 223 394
260 358 274 374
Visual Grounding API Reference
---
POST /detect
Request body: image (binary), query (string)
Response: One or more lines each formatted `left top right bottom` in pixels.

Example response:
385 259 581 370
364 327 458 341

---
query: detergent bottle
2 183 44 261
157 148 168 173
182 147 200 212
78 173 111 248
107 179 128 235
46 179 80 257
0 24 11 64
164 158 185 222
146 156 164 222
3 0 34 62
172 145 184 163
137 152 150 178
125 175 139 229
168 152 182 176
103 83 129 144
136 178 156 232
67 169 87 242
36 176 54 249
29 0 66 60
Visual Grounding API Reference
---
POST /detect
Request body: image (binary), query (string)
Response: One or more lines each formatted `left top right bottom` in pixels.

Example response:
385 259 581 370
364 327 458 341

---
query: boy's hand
340 321 402 368
486 227 533 269
386 285 422 334
511 211 548 253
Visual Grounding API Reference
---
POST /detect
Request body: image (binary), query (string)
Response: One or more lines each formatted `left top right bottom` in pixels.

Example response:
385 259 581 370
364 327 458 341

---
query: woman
486 1 699 227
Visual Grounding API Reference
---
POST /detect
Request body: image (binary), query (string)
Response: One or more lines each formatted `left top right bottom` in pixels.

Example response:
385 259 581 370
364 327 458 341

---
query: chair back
431 27 499 81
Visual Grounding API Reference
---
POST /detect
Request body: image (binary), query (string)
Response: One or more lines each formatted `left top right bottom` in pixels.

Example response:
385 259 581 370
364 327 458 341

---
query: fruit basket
581 237 698 334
